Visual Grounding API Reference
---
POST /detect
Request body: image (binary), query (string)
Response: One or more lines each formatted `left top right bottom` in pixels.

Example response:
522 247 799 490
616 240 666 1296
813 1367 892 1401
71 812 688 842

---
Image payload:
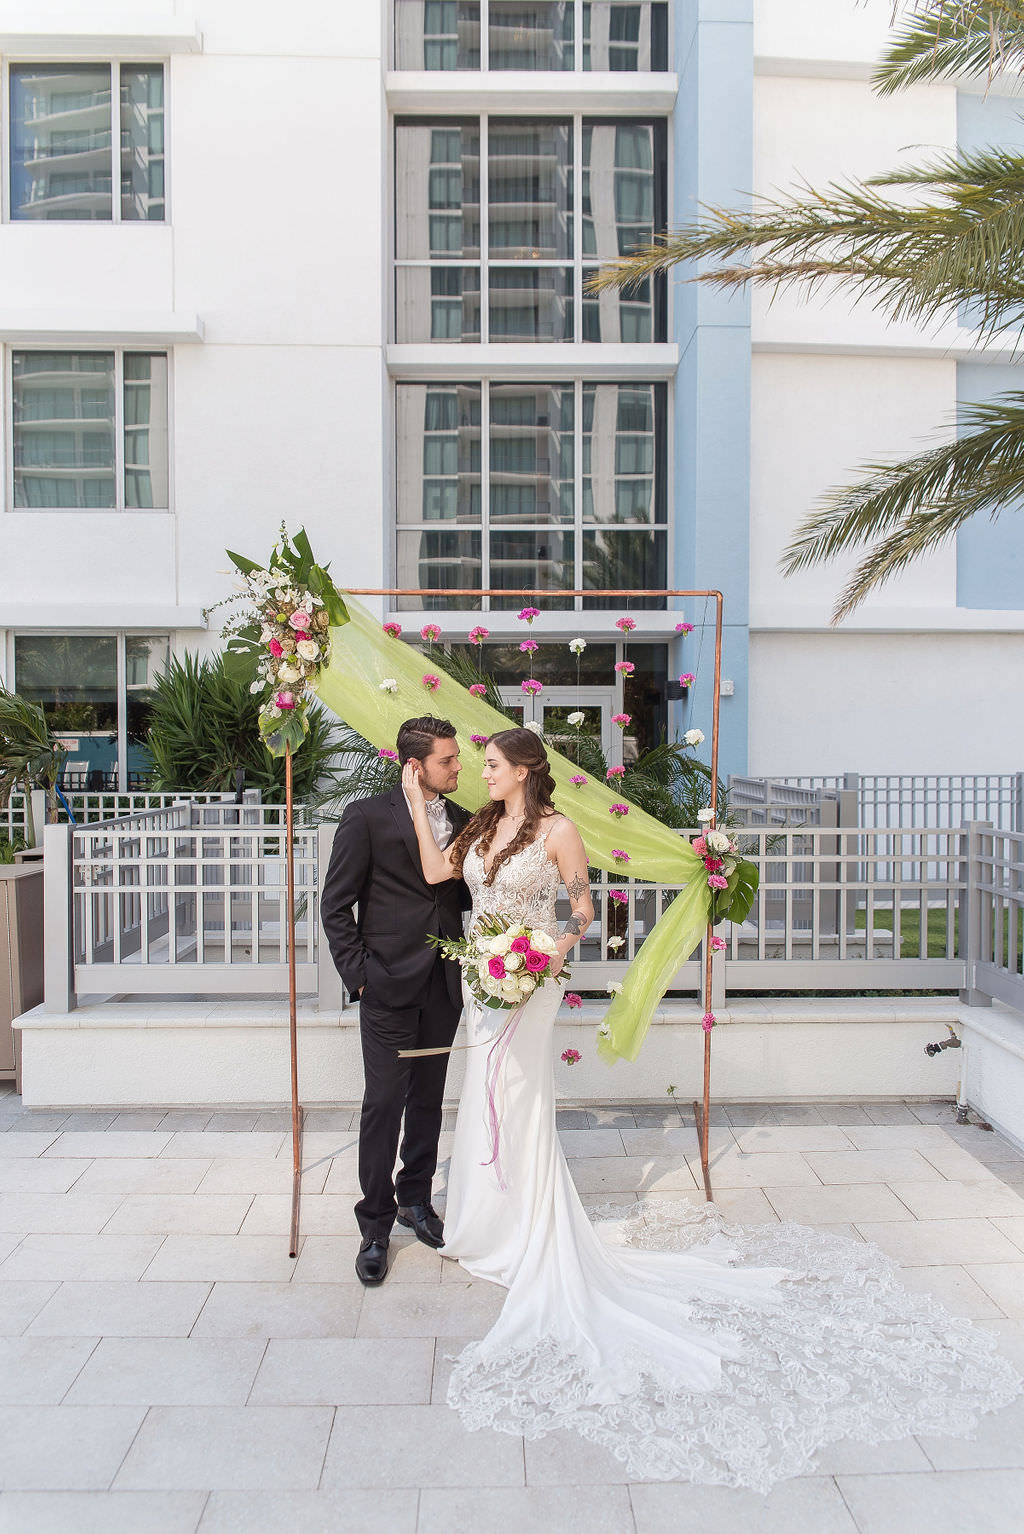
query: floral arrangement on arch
211 525 350 757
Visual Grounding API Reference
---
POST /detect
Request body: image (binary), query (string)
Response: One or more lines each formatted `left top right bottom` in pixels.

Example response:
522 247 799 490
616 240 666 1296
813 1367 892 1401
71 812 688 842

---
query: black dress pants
355 955 460 1241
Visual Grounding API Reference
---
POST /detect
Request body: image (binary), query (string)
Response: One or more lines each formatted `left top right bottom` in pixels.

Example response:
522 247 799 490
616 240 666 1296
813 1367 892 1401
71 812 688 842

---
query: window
395 379 667 609
11 350 170 510
12 632 169 789
9 63 165 221
394 1 668 71
395 116 666 342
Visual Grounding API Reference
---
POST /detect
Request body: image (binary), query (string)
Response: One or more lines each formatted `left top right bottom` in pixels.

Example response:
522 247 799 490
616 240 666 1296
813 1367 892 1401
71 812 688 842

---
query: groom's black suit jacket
320 787 471 1008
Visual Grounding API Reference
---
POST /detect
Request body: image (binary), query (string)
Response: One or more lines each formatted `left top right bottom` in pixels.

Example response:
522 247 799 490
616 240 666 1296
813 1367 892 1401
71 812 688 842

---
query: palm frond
874 2 1024 95
781 390 1024 620
587 152 1024 338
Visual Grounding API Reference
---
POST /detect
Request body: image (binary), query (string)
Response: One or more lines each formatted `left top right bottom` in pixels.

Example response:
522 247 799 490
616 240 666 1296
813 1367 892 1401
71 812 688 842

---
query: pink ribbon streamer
481 1001 527 1190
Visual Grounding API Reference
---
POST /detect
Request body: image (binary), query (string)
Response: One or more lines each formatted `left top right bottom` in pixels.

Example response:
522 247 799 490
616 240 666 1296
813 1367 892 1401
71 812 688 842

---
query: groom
321 716 470 1285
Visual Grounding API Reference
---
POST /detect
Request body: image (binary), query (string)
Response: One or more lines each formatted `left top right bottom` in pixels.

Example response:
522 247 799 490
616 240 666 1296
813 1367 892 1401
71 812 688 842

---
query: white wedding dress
439 827 1022 1491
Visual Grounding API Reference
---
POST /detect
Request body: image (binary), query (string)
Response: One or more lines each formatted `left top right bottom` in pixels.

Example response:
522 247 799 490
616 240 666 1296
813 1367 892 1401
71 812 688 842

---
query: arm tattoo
565 870 589 902
562 910 589 938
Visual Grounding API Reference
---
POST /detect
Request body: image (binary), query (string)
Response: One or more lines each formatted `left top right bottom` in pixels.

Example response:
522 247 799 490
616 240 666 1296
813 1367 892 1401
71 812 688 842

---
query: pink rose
509 936 531 954
708 873 728 890
275 691 295 709
289 610 311 631
488 956 507 980
268 638 283 657
564 992 582 1009
524 950 549 973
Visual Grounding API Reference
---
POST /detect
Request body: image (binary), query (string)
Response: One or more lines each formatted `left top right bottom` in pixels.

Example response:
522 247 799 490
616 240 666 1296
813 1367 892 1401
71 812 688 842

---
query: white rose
705 830 731 854
296 640 318 662
489 934 511 956
503 951 523 972
482 978 503 997
500 980 521 999
607 936 624 951
517 973 537 993
277 664 300 684
567 711 585 727
379 678 398 693
476 962 492 982
696 808 716 823
683 728 704 747
529 931 558 955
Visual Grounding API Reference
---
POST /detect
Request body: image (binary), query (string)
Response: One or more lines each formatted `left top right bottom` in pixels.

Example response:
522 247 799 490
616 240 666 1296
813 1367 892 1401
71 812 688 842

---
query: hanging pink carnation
288 610 311 631
710 935 727 953
518 606 540 623
570 774 588 787
488 956 507 980
560 1048 581 1065
606 765 625 779
469 683 487 697
521 678 543 695
378 748 398 761
275 691 295 709
675 622 694 634
614 661 635 675
470 734 488 745
468 626 489 644
701 1011 716 1033
519 639 538 653
679 673 695 687
382 621 402 638
422 673 441 691
612 849 630 864
611 713 630 728
609 803 629 818
525 950 549 973
692 836 707 856
268 638 284 657
564 992 583 1009
708 873 728 890
420 623 441 642
608 889 628 905
615 617 636 633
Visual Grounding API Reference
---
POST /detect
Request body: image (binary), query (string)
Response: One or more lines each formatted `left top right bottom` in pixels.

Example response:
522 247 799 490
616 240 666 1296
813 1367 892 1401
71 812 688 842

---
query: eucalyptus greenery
590 0 1024 620
145 653 344 802
0 685 66 845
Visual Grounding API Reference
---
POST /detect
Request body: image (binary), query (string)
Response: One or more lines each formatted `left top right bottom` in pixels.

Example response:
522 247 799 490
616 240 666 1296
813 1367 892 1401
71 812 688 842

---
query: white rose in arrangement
529 931 558 954
696 807 716 823
683 728 705 747
482 978 504 997
503 952 523 972
378 678 398 693
489 934 512 956
277 664 300 684
705 830 731 854
500 979 521 999
566 711 585 727
517 973 537 993
607 936 624 951
296 640 319 661
476 962 492 983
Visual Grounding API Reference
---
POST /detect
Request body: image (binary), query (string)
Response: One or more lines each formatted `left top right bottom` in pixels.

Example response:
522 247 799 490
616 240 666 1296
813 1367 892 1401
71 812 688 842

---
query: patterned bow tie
425 797 447 821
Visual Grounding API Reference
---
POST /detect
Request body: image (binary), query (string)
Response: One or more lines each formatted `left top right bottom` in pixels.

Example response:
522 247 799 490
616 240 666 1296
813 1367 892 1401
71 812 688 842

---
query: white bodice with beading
438 833 1022 1491
462 819 561 936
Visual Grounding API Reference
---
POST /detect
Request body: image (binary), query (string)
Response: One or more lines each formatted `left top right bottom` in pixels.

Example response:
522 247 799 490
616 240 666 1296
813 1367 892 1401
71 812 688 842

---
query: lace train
446 1202 1023 1492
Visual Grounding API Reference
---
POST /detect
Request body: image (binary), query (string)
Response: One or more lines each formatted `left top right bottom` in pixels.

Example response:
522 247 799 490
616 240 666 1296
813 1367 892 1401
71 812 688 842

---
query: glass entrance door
499 685 618 764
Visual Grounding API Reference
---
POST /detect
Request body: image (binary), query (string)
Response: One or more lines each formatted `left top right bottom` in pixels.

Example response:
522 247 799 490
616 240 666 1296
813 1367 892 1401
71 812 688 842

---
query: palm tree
0 686 66 846
590 1 1024 621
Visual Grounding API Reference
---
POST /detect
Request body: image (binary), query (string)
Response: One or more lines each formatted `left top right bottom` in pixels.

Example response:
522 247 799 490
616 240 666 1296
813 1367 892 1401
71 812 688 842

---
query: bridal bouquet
430 913 567 1010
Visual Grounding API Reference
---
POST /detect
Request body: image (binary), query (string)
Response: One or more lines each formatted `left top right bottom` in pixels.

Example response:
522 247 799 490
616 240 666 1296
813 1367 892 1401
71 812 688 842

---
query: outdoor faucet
924 1024 961 1057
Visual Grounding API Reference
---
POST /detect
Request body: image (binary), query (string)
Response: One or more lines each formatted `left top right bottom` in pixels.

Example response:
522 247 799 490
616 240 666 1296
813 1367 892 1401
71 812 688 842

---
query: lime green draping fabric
318 594 711 1064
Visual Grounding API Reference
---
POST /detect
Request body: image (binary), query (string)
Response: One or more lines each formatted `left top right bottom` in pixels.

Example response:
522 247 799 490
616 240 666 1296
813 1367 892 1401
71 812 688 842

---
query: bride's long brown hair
449 728 557 885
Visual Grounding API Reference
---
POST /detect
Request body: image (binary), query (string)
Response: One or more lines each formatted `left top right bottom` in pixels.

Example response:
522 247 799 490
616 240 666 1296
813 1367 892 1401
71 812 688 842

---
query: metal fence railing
965 824 1024 1014
758 774 1023 831
44 800 320 1009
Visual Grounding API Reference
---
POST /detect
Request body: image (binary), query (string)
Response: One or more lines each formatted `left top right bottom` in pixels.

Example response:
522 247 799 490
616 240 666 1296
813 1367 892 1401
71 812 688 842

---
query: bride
402 727 1020 1491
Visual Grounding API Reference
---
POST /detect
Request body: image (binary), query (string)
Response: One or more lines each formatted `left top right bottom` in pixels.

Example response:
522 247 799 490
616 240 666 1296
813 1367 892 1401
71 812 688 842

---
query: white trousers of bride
439 978 1021 1491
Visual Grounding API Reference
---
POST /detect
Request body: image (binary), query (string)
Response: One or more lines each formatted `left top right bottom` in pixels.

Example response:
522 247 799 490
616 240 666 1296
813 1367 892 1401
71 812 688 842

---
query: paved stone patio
0 1084 1022 1532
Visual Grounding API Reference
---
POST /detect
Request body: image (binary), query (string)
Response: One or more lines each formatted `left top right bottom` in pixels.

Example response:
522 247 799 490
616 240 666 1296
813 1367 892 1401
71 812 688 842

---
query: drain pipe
924 1024 969 1123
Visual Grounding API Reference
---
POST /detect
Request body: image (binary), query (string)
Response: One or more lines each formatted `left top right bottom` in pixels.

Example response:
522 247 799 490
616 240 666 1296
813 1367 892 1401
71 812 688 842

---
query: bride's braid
448 728 557 884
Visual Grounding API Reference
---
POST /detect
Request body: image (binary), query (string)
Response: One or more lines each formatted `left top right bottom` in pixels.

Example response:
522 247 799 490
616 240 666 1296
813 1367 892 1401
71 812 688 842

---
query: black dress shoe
396 1202 445 1249
355 1235 390 1285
